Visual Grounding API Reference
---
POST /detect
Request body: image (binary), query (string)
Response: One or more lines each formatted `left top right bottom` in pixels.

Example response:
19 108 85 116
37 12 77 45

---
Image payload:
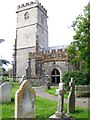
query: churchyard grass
45 87 69 99
2 82 20 118
0 68 2 72
1 82 89 119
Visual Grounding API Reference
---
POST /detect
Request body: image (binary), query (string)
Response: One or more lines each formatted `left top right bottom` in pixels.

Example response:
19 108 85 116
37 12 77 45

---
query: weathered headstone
19 75 26 84
0 82 12 103
15 80 36 119
67 78 75 113
55 82 66 117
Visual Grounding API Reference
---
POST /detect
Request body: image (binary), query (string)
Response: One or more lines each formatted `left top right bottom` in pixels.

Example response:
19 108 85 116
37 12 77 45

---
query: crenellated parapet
17 1 47 14
29 48 69 62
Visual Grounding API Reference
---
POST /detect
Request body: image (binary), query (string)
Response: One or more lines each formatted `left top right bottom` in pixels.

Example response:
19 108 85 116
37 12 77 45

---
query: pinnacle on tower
35 0 39 4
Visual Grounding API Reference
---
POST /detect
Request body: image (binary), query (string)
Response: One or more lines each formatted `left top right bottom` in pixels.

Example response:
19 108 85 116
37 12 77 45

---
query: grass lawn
45 87 69 99
1 82 90 119
0 68 2 72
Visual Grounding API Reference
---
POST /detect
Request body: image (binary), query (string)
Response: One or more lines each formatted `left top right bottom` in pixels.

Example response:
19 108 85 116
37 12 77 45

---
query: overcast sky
0 0 89 62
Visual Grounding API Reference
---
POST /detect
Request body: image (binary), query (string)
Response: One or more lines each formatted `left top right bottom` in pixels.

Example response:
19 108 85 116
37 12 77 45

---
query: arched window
51 69 60 85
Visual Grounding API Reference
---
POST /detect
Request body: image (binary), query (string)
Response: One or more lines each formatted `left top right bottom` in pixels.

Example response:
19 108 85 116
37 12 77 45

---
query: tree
67 2 90 72
0 59 10 67
0 59 10 75
0 39 5 43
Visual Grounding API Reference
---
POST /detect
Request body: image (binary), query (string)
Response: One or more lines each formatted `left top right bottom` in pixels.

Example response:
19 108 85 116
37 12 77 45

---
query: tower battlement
17 2 34 9
29 48 69 62
17 1 47 14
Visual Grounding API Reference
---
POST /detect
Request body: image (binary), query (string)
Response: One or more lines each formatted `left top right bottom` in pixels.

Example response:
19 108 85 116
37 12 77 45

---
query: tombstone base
55 111 65 117
49 113 72 120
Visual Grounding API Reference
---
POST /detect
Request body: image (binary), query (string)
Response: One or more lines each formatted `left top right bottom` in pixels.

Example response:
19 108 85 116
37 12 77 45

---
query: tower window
24 12 29 19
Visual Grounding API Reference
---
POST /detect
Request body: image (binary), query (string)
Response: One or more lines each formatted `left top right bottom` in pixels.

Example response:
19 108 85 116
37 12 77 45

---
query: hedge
62 71 88 88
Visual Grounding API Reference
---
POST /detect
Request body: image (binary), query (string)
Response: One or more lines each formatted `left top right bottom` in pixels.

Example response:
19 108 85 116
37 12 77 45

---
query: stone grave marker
55 82 66 117
0 82 12 103
15 80 36 119
49 82 70 119
67 78 75 113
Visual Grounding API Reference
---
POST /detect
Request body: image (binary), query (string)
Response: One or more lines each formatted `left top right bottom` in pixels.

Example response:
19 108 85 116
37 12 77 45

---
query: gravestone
55 82 66 117
15 80 36 119
19 75 26 84
67 78 75 113
49 82 70 119
0 82 12 103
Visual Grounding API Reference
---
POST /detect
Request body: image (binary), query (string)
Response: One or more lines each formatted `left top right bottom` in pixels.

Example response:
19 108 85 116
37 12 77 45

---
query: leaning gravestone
67 78 75 113
0 82 12 103
15 80 36 119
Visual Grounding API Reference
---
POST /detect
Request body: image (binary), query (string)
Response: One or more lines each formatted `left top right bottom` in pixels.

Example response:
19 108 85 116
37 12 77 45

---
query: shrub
62 71 88 88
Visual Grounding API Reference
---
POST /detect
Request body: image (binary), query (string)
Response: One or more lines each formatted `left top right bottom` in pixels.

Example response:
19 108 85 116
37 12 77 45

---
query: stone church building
14 0 71 85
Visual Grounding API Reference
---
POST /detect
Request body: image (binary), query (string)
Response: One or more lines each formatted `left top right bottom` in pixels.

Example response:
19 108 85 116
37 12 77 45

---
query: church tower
16 0 48 78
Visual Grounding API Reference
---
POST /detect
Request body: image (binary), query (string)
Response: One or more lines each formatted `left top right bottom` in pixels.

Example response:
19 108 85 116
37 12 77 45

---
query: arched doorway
51 69 60 85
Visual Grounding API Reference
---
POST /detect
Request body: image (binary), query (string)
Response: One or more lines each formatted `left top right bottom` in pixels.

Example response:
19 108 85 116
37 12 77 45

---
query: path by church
33 86 90 110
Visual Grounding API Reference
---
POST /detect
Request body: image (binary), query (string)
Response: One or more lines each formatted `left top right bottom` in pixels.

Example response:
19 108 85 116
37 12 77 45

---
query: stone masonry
14 0 72 84
15 0 48 79
26 49 71 85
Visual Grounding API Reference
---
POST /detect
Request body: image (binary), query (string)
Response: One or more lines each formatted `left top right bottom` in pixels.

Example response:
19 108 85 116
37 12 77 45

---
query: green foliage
0 67 2 72
70 107 89 119
2 77 12 82
7 68 13 77
62 71 88 87
67 2 90 72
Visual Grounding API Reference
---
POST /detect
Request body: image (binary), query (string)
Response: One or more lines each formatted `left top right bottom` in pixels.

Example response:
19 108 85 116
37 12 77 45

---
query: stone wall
44 61 68 81
27 49 70 85
16 47 36 78
75 85 90 97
